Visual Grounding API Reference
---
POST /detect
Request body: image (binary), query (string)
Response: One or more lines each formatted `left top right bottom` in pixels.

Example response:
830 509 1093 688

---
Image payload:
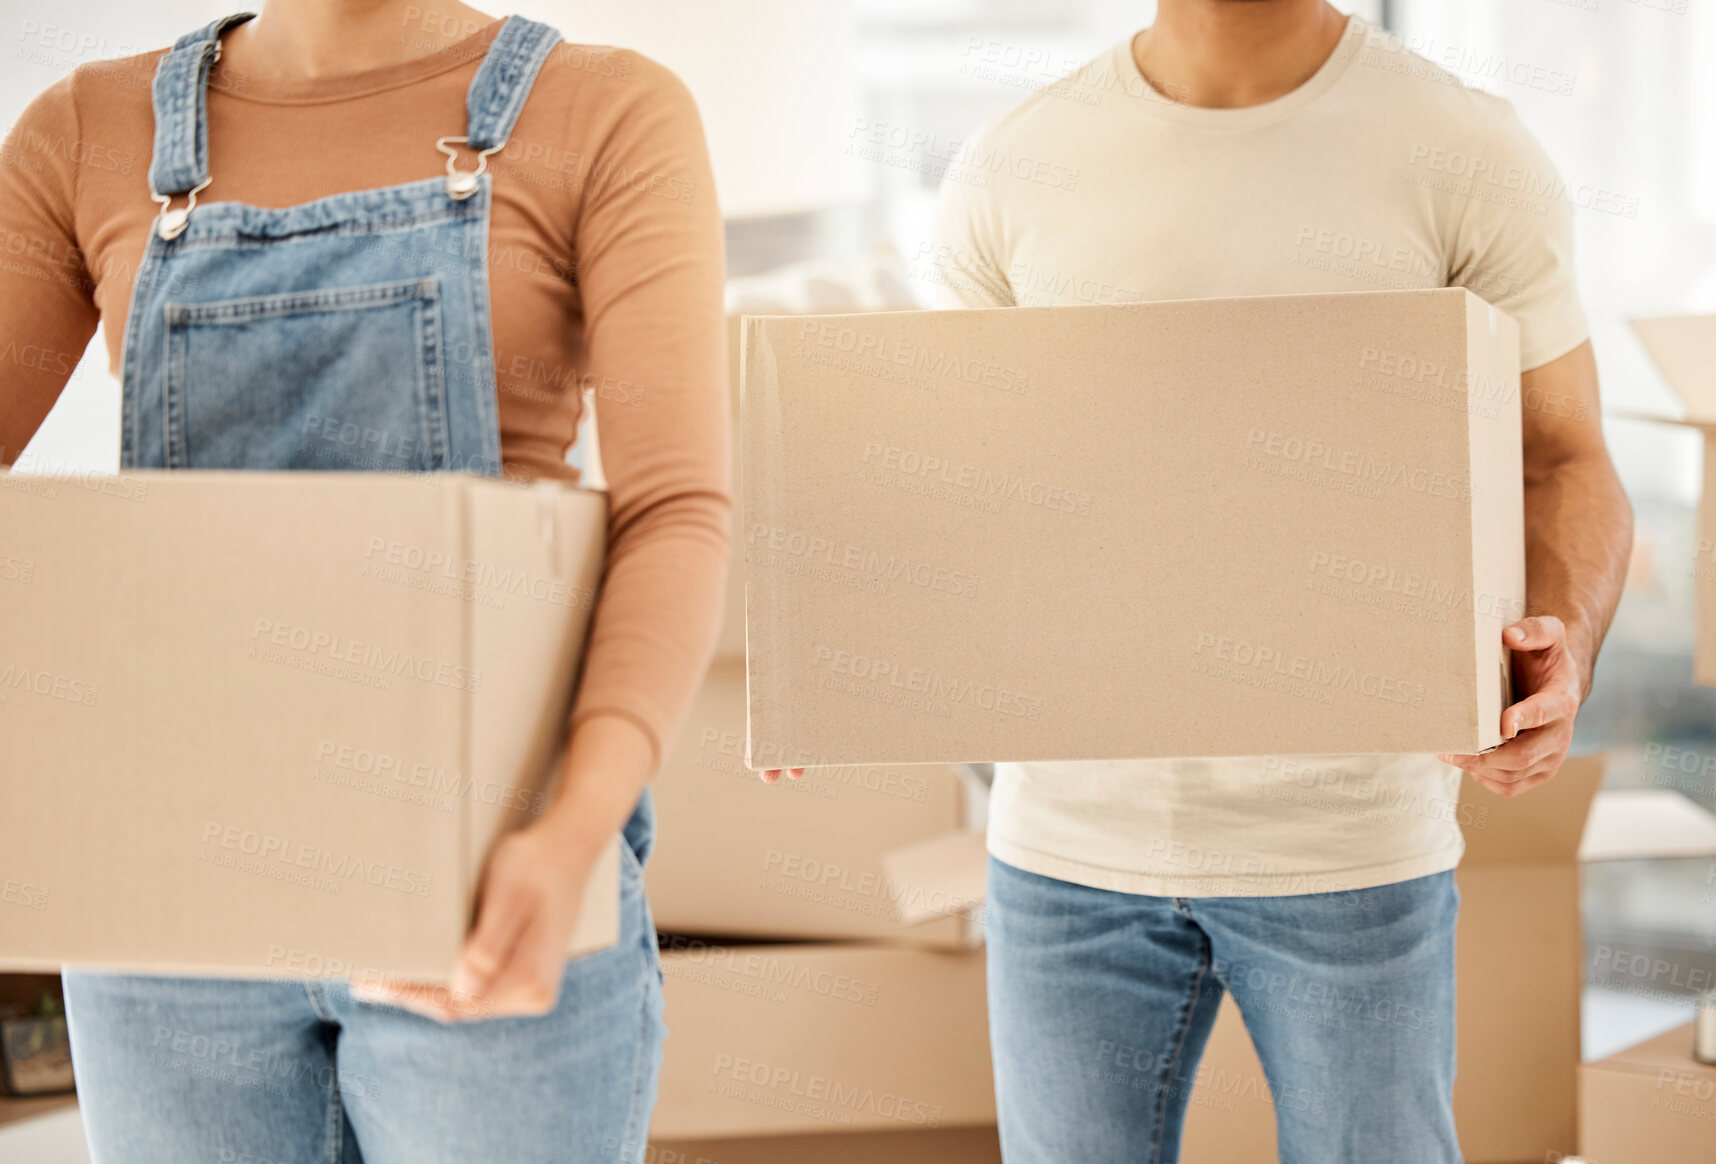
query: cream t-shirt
927 16 1588 897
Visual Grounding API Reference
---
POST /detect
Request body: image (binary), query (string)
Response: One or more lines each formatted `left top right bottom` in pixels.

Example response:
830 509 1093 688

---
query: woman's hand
758 767 805 784
352 818 604 1022
352 714 656 1022
452 820 604 1014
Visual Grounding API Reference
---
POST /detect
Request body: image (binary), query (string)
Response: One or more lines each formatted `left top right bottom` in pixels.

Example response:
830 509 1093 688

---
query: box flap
1460 753 1605 866
1606 408 1716 434
879 830 988 925
1630 315 1716 422
1579 789 1716 862
1585 1022 1709 1078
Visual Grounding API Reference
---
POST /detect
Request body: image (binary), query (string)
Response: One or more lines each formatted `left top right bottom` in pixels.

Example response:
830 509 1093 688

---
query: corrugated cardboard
744 289 1523 765
0 472 618 980
1578 1023 1716 1163
1449 753 1606 1161
715 315 748 659
647 660 980 946
651 943 993 1139
878 830 988 927
647 1127 1001 1164
1629 314 1716 684
1179 755 1637 1163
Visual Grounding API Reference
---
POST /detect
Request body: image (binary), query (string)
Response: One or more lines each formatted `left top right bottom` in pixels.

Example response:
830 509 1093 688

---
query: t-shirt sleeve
926 120 1016 310
0 74 99 465
564 53 732 766
1446 105 1589 371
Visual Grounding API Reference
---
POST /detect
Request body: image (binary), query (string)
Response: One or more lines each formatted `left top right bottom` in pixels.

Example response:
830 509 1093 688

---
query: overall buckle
436 137 503 201
150 176 213 241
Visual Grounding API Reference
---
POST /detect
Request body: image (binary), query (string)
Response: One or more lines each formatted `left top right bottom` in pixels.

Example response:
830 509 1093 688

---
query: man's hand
352 818 601 1022
1439 615 1585 798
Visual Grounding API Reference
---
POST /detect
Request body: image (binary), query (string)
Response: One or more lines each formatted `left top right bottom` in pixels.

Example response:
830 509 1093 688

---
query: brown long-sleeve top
0 20 731 764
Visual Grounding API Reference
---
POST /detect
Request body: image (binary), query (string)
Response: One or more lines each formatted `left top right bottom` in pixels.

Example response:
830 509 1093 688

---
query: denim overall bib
120 11 554 475
122 11 654 854
63 18 667 1161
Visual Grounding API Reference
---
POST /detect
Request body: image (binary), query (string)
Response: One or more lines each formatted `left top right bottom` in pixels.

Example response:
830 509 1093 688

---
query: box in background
650 943 992 1139
1579 1023 1716 1163
743 289 1523 765
0 472 618 980
1629 313 1716 684
646 660 983 947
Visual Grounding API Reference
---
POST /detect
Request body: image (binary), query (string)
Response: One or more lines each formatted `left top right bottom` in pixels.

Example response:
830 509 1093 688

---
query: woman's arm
405 53 731 1017
0 75 101 463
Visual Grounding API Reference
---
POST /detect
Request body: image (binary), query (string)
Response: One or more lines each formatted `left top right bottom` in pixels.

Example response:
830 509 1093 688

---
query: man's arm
1440 339 1632 796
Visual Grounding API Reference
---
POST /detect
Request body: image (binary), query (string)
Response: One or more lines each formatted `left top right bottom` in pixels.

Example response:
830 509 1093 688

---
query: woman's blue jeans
61 802 665 1164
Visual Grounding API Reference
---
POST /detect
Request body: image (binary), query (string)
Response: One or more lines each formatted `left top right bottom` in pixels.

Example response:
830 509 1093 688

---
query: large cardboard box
0 472 619 980
1629 314 1716 684
647 1127 1001 1163
1578 1023 1716 1162
715 315 748 659
647 660 981 946
743 289 1523 765
651 943 993 1139
1178 755 1716 1163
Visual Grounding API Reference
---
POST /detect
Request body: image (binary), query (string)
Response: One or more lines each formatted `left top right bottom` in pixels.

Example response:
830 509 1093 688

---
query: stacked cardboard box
1579 1023 1716 1162
645 317 996 1160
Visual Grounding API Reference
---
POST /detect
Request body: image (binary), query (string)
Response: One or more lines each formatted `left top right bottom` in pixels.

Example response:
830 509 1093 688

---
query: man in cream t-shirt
919 3 1633 1162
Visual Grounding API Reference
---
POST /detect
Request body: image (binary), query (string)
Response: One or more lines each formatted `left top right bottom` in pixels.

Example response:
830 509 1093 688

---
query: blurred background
3 0 1715 1155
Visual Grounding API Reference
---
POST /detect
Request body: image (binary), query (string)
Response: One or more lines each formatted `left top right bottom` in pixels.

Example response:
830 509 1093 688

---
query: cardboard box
647 659 982 946
1177 755 1716 1163
0 472 618 979
1629 314 1716 684
647 1127 1001 1164
715 315 748 659
1448 753 1607 1161
743 289 1523 765
651 943 993 1139
1579 1023 1716 1162
1176 996 1283 1164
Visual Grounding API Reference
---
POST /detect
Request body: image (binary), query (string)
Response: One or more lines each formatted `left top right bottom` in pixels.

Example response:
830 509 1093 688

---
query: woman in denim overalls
49 10 695 1161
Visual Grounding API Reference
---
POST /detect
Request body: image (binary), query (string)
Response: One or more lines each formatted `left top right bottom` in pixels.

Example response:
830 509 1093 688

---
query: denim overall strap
123 13 568 476
148 12 256 197
465 17 562 152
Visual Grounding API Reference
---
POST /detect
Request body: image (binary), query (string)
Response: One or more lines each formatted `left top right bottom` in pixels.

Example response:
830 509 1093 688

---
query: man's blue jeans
986 857 1461 1164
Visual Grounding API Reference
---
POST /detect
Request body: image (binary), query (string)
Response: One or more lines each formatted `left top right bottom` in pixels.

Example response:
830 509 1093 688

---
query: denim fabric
71 14 669 1162
64 799 666 1164
123 12 561 475
985 857 1461 1164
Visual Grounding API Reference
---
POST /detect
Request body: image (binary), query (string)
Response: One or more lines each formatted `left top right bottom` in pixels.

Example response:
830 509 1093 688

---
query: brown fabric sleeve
565 55 731 766
0 74 99 465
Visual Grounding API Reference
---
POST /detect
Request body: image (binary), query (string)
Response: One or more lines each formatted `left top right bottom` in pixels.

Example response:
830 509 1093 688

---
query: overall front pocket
162 277 449 472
